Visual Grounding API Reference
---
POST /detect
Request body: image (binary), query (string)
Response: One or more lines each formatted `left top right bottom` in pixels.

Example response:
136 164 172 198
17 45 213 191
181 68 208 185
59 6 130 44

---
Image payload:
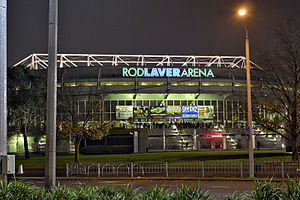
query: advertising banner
133 106 149 119
166 106 182 119
182 106 198 119
198 106 214 119
116 106 133 119
150 106 167 119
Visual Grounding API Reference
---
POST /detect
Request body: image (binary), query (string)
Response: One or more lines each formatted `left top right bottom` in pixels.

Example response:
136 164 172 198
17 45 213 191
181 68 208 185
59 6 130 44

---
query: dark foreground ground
19 178 256 200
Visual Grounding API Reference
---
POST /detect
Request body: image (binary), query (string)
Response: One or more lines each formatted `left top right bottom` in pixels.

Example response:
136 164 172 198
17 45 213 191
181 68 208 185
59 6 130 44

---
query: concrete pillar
223 136 227 150
193 128 197 150
162 125 166 151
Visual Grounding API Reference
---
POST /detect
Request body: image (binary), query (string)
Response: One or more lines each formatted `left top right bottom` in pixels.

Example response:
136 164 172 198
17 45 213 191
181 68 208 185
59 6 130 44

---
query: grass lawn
15 150 292 167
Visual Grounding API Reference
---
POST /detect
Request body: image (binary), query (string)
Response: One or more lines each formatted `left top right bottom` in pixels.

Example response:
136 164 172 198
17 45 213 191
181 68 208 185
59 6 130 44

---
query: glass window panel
103 113 110 121
111 113 116 120
205 100 210 106
153 82 166 86
218 101 223 112
143 100 149 106
111 101 117 112
92 101 100 114
79 114 86 121
188 100 194 105
167 100 173 106
104 101 110 112
118 100 125 106
198 100 203 106
181 100 187 106
150 100 156 106
218 113 224 122
174 100 180 106
136 100 142 106
157 100 165 106
212 101 217 112
118 82 134 85
126 100 132 106
138 82 151 86
79 101 85 113
101 82 118 86
239 101 245 113
233 101 238 113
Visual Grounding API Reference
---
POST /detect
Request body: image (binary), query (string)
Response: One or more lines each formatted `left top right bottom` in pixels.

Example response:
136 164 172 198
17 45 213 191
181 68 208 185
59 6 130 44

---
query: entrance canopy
13 54 260 70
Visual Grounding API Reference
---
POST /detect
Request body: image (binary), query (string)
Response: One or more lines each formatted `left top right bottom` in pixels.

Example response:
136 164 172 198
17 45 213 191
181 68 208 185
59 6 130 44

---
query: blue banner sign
182 106 198 119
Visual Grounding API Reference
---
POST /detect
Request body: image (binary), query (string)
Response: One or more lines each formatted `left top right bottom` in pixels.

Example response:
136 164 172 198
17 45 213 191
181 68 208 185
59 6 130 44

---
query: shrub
139 186 169 200
251 179 283 200
281 178 300 200
171 184 214 200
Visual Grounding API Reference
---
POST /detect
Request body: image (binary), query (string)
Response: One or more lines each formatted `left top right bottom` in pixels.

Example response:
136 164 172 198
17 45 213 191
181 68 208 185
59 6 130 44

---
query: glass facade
77 94 247 129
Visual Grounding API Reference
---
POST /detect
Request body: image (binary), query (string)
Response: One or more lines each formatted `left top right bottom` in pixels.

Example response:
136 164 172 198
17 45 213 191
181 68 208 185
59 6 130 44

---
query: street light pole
0 0 7 182
239 9 255 178
244 23 254 178
45 0 58 188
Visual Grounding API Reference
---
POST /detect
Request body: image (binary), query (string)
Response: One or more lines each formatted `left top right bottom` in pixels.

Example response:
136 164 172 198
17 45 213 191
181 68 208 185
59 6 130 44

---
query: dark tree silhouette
253 19 300 160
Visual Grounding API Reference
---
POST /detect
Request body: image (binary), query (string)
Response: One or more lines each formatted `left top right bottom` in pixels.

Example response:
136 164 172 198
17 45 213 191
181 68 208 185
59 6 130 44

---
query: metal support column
0 0 7 182
45 0 58 188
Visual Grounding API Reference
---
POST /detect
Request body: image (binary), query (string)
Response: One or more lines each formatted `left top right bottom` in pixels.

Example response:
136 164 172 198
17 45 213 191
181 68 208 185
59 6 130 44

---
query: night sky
7 0 300 66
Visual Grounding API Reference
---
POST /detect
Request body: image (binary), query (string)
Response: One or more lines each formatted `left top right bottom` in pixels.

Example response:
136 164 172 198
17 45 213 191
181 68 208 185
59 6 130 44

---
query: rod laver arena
10 54 285 154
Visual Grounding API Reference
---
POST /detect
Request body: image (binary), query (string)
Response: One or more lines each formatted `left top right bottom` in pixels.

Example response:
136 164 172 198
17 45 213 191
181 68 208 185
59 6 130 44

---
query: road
20 178 255 200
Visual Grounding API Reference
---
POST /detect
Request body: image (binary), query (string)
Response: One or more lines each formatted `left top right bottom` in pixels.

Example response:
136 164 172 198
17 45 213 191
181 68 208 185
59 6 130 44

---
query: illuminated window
186 82 198 86
101 82 118 86
139 82 166 86
118 82 134 86
153 82 166 86
64 82 77 87
218 82 232 86
138 82 152 86
202 82 211 86
78 82 97 86
235 83 247 87
202 82 232 86
171 82 198 86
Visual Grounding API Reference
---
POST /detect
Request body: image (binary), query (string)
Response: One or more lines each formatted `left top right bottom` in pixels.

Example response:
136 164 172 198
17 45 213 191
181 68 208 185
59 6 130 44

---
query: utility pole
0 0 7 182
45 0 58 188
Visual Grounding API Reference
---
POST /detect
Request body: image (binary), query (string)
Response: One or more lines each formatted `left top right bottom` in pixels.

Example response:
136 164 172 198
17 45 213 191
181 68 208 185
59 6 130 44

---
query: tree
7 66 46 159
57 85 110 162
253 19 300 160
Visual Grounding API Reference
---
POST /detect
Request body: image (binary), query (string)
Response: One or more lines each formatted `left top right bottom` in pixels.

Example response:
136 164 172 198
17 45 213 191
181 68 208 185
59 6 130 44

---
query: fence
66 160 300 178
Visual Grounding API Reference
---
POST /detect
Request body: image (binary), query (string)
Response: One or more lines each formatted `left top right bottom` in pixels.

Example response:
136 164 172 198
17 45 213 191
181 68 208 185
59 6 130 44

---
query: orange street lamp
238 8 255 178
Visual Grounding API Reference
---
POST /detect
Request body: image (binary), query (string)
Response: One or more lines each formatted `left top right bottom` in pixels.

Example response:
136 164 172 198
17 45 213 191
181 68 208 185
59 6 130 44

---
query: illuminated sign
167 106 182 119
150 106 166 119
204 134 223 139
182 106 198 119
133 106 149 119
198 106 214 119
116 106 133 119
122 67 214 78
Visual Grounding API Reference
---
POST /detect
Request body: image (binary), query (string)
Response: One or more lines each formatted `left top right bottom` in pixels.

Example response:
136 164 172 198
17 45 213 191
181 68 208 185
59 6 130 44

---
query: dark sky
7 0 300 66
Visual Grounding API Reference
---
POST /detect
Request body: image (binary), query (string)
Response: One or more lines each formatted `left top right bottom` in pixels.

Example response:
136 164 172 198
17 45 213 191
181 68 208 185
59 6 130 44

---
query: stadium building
9 54 284 154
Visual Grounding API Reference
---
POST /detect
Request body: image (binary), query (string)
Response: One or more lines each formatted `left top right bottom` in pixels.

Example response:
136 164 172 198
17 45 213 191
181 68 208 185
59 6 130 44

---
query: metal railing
66 160 300 178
